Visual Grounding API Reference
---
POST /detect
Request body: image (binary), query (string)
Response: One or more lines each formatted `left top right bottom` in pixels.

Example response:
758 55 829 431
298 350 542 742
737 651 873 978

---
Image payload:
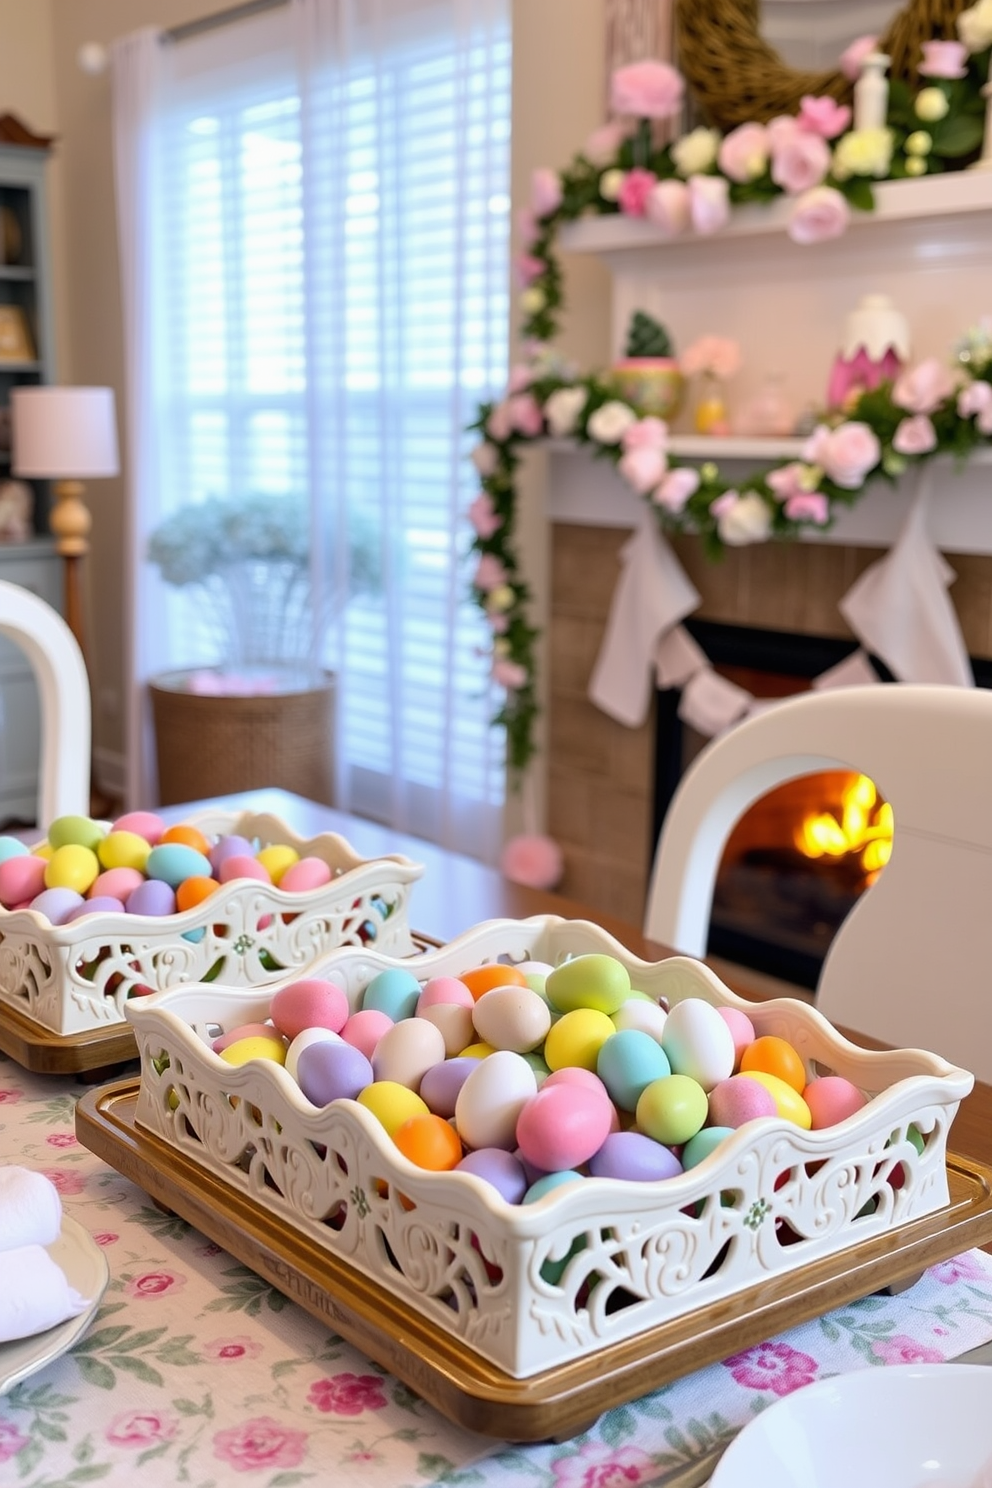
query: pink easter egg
269 979 349 1040
278 856 333 893
212 1021 280 1054
340 1008 393 1060
803 1074 868 1130
0 854 48 908
515 1082 613 1173
209 835 256 872
716 1005 757 1068
218 855 272 885
112 810 166 844
417 976 475 1011
91 866 146 901
707 1073 778 1129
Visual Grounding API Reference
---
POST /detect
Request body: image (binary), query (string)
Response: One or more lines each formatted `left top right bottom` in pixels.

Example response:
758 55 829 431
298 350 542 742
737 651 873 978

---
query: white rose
832 126 893 179
717 492 773 546
959 0 992 51
470 442 499 477
600 168 625 202
915 87 950 122
587 400 638 444
520 287 545 315
671 127 721 178
544 386 587 437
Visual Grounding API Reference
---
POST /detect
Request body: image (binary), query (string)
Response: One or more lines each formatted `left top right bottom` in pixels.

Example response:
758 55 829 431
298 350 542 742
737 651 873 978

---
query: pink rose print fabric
308 1372 389 1415
723 1340 819 1396
213 1416 308 1473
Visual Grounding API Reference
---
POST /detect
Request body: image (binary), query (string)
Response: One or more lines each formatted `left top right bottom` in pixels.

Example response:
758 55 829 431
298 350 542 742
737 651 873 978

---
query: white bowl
711 1363 992 1488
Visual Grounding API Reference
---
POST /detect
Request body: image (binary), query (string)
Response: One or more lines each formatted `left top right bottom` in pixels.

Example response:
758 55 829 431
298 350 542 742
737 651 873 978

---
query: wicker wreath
674 0 973 130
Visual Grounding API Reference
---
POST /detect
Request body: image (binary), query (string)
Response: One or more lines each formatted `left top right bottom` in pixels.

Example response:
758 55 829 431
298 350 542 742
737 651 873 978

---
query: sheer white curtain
111 0 510 859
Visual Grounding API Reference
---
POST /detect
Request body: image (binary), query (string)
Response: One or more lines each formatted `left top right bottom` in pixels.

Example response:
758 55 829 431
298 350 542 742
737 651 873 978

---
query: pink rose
724 1339 819 1396
507 364 535 393
785 491 830 524
871 1334 945 1365
930 1252 989 1284
531 167 563 219
681 335 741 380
106 1411 178 1447
803 421 880 488
486 400 513 442
508 392 544 436
919 40 969 78
687 174 730 234
213 1416 308 1474
619 444 668 493
470 441 499 477
893 414 938 454
610 60 685 121
493 658 529 690
840 35 880 82
40 1168 85 1196
788 186 851 245
798 94 852 139
552 1440 657 1488
621 416 668 451
514 252 544 287
770 127 831 193
653 466 700 512
0 1421 30 1464
718 122 769 182
473 553 507 592
0 1088 23 1104
766 461 807 501
583 120 628 166
516 207 538 248
93 1232 119 1246
203 1336 263 1362
308 1372 389 1415
618 167 658 218
645 178 691 235
893 357 957 415
125 1269 186 1299
46 1132 78 1148
958 379 992 434
468 492 502 539
487 610 509 634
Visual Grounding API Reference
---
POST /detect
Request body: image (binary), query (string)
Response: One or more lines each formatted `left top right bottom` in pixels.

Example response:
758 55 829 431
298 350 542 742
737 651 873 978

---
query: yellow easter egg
458 1041 497 1060
543 1007 616 1072
256 844 300 884
98 830 152 872
356 1080 429 1137
44 843 100 895
218 1034 288 1068
744 1069 812 1129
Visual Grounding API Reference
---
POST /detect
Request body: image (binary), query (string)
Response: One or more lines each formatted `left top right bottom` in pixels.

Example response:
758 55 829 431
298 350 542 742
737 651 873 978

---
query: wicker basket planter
150 668 334 806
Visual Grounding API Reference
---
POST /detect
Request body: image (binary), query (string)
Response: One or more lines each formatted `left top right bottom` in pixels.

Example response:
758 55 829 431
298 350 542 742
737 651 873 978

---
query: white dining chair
644 684 992 1082
0 578 90 828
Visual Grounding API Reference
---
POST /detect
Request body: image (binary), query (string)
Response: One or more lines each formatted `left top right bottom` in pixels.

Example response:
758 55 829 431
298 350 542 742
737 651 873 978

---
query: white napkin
0 1165 62 1250
0 1244 90 1343
839 478 974 686
589 510 701 727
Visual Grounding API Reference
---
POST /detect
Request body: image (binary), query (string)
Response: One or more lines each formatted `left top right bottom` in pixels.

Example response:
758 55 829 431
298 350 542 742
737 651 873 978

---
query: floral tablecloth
3 1048 992 1488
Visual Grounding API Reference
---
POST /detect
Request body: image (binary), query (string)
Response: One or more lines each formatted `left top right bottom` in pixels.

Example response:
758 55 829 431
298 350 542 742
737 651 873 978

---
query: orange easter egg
161 823 212 857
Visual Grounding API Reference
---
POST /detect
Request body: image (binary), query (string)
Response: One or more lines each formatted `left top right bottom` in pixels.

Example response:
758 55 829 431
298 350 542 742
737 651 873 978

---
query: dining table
2 786 992 1488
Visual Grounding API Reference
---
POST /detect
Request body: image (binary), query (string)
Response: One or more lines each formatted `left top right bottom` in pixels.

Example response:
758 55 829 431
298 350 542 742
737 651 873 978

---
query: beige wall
2 0 609 801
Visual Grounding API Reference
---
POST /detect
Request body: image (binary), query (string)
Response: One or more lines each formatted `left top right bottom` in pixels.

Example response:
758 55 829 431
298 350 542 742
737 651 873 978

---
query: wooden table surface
171 788 992 1172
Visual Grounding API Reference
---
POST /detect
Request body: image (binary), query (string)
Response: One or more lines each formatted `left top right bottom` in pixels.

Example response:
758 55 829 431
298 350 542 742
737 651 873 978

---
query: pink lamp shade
10 386 119 479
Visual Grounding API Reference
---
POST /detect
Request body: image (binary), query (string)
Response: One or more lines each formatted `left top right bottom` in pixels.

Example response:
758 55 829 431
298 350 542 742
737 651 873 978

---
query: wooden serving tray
76 1078 992 1443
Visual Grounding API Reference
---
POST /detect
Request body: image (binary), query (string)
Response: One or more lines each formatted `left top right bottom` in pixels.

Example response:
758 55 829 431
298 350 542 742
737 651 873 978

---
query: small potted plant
611 310 684 419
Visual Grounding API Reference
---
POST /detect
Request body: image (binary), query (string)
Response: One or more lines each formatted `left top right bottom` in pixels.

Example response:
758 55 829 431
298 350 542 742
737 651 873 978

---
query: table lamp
10 385 120 664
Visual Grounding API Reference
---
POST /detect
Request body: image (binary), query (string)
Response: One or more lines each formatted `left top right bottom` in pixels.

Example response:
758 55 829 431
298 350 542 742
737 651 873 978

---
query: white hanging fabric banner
588 509 701 727
838 471 975 686
655 622 709 689
811 648 880 690
678 666 753 736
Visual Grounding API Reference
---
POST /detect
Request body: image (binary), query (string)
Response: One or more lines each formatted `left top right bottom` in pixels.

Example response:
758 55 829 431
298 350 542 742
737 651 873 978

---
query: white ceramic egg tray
0 811 423 1037
125 914 973 1380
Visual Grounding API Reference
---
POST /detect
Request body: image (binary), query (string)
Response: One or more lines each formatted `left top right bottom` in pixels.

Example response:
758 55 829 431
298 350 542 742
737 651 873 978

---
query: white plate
0 1216 110 1395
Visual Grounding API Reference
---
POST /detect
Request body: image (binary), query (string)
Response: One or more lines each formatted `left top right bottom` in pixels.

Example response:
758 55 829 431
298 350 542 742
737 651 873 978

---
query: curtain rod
163 0 288 45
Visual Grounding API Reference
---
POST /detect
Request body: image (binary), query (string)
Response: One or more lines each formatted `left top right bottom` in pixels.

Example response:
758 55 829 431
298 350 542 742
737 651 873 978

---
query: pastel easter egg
542 1066 611 1098
218 1033 287 1068
270 979 349 1040
65 895 126 921
456 1148 528 1204
208 835 256 871
515 1082 612 1172
47 814 105 851
256 844 299 884
543 1007 616 1072
472 985 551 1053
91 866 145 902
545 953 631 1016
393 1113 463 1171
0 854 48 907
296 1040 373 1106
176 875 221 913
661 999 736 1091
636 1073 709 1147
611 997 668 1042
0 836 28 865
284 1027 342 1082
457 964 529 1001
29 887 86 925
218 855 272 885
44 844 100 895
97 830 152 872
145 842 213 887
340 1009 393 1060
454 1049 538 1151
716 1005 756 1067
278 856 332 893
459 1041 497 1060
589 1130 683 1182
419 1057 479 1119
161 823 212 856
356 1080 429 1137
372 1017 446 1091
113 810 165 844
740 1035 807 1095
361 967 422 1022
596 1028 672 1112
416 1001 475 1058
523 1171 584 1203
681 1126 735 1170
803 1074 867 1130
744 1069 812 1128
212 1022 280 1054
416 976 474 1011
708 1074 778 1129
125 878 178 917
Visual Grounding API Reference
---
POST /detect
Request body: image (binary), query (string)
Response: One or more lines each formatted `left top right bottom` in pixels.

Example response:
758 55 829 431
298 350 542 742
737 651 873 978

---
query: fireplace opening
653 620 990 989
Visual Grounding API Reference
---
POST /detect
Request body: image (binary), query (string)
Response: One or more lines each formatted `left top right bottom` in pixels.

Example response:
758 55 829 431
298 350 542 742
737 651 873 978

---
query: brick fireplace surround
547 527 992 926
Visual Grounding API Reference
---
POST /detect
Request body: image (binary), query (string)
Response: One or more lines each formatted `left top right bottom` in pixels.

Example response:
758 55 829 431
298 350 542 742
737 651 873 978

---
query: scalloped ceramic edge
125 915 972 1379
0 812 424 1035
0 1215 110 1395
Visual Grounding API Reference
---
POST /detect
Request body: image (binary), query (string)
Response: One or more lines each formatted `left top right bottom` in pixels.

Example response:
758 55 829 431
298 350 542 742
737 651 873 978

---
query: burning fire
796 773 893 880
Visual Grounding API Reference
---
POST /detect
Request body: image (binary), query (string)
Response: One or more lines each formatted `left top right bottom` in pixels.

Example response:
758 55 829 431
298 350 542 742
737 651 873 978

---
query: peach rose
893 357 957 415
645 178 691 236
788 186 851 245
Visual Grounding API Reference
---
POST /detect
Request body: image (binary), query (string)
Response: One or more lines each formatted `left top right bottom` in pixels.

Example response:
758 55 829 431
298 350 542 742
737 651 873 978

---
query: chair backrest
644 684 992 1082
0 578 90 828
